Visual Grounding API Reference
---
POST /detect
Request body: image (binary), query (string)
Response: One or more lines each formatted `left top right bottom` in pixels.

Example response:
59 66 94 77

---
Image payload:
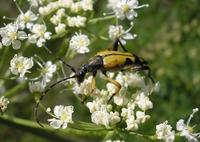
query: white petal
12 40 21 50
28 35 37 43
2 37 11 46
123 33 134 40
62 122 68 129
49 119 62 129
18 31 28 40
176 119 186 131
126 10 137 20
44 32 52 40
36 38 45 47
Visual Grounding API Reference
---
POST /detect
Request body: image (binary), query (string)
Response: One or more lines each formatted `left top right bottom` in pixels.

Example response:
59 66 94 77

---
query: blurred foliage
0 0 200 142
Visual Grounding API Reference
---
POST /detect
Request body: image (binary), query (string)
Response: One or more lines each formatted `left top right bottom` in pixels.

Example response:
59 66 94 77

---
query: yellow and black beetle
43 39 154 101
35 39 154 125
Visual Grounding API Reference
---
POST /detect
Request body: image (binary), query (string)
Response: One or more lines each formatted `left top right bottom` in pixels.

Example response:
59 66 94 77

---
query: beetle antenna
56 57 76 73
43 44 76 73
35 75 78 126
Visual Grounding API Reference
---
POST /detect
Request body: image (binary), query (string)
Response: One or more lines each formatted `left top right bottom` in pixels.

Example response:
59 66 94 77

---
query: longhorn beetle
35 39 154 126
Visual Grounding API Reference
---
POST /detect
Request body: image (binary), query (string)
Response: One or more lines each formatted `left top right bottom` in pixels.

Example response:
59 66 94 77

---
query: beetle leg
81 74 97 104
102 74 121 103
113 39 128 52
134 65 155 84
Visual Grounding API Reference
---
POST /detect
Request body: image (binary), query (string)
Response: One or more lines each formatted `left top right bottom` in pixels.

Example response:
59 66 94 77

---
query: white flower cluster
0 96 9 113
106 0 148 45
38 0 92 31
69 33 90 54
39 0 93 16
47 105 74 129
70 71 159 130
156 108 200 142
67 16 87 28
87 99 121 128
0 13 50 48
38 0 92 54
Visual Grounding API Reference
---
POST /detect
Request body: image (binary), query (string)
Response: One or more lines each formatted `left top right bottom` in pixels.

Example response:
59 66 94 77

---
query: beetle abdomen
96 51 136 71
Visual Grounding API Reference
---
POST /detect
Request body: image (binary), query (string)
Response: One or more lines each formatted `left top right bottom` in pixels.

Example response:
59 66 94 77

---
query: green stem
2 81 28 97
0 47 10 76
0 115 108 140
88 15 116 24
128 131 155 140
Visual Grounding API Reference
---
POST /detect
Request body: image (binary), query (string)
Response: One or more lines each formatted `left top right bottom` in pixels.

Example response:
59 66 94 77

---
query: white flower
10 54 34 78
17 10 38 29
58 0 73 8
156 121 175 142
55 23 66 34
113 95 127 106
80 0 93 11
0 96 9 113
125 72 145 88
0 23 27 49
40 61 57 83
27 0 42 7
91 110 110 127
109 0 149 20
115 72 129 88
121 101 135 118
39 1 60 16
109 111 121 125
135 111 150 124
67 16 87 27
28 24 52 47
29 81 46 93
107 0 120 9
69 33 90 54
108 24 135 45
106 83 117 95
50 8 65 25
48 105 74 129
176 108 200 142
70 2 81 13
135 92 153 111
125 115 138 130
71 76 94 95
86 99 109 113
